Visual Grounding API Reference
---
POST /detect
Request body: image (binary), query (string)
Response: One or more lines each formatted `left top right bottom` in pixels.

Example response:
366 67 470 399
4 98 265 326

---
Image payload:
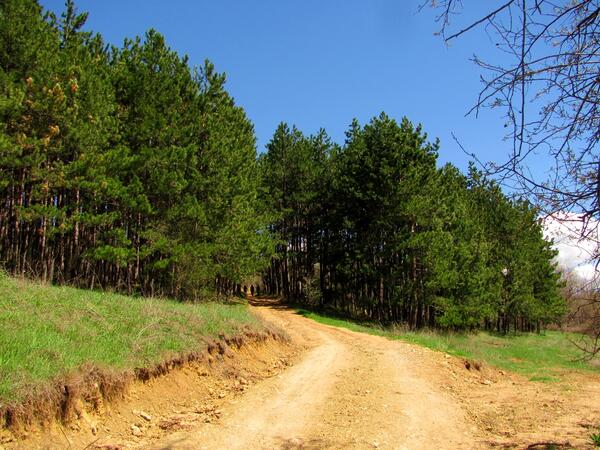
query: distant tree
332 114 439 325
195 61 275 295
259 123 332 300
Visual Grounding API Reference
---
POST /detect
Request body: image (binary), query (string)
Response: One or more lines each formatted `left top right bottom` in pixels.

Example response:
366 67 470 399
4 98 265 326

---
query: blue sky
39 0 512 172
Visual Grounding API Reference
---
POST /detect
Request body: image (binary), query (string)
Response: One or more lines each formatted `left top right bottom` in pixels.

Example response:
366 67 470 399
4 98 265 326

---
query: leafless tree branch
425 0 600 356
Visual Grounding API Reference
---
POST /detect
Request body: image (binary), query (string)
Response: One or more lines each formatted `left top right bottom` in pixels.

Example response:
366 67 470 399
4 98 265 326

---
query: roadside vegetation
0 273 262 403
591 431 600 447
298 309 597 381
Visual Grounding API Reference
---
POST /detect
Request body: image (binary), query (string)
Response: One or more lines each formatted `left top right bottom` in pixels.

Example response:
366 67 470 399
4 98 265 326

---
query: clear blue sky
40 0 513 172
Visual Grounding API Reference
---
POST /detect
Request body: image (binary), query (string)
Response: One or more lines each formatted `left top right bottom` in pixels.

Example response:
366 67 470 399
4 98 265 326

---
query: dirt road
155 303 481 449
8 300 599 449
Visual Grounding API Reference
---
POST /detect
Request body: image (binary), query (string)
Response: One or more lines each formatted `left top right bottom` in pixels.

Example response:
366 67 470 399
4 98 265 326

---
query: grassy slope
0 274 263 402
297 309 596 381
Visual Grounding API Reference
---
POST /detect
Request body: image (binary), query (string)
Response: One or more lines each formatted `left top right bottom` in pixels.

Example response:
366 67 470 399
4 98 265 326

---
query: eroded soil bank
0 327 298 450
2 299 599 449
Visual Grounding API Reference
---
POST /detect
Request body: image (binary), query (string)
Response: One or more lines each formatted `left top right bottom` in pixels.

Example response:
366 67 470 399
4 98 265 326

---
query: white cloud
573 263 597 280
542 212 599 279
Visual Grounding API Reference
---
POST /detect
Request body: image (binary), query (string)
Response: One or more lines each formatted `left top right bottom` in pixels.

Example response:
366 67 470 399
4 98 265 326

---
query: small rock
131 425 142 436
159 418 180 430
139 411 152 422
372 441 380 448
218 392 226 398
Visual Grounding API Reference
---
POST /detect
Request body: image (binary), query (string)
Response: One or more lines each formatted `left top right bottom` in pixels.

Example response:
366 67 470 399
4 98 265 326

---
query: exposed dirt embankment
3 299 600 449
0 327 299 450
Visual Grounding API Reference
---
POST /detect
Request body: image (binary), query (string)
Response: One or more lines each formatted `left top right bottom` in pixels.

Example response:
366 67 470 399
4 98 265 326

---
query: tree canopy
0 0 272 299
260 115 565 331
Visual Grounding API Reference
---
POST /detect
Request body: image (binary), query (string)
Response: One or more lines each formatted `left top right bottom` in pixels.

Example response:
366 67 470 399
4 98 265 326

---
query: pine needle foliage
0 0 273 299
261 115 565 331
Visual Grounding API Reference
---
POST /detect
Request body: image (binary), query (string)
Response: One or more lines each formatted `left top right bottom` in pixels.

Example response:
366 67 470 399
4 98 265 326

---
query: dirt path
154 303 481 449
6 300 598 449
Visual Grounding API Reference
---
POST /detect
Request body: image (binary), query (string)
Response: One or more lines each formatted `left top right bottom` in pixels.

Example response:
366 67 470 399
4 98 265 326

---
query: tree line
259 118 566 331
1 0 565 331
0 0 272 299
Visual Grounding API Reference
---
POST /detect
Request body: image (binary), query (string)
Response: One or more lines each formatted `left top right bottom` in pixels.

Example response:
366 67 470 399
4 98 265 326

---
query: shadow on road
248 296 294 310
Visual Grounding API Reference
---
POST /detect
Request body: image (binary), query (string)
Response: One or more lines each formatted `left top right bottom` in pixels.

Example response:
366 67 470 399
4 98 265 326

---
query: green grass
297 309 597 381
0 273 263 402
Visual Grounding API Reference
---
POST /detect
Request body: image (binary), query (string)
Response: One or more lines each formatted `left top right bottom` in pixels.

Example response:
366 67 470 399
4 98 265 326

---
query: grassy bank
0 273 264 403
297 309 596 381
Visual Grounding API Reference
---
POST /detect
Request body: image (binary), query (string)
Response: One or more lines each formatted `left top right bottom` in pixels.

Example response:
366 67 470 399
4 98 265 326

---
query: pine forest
0 0 566 332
